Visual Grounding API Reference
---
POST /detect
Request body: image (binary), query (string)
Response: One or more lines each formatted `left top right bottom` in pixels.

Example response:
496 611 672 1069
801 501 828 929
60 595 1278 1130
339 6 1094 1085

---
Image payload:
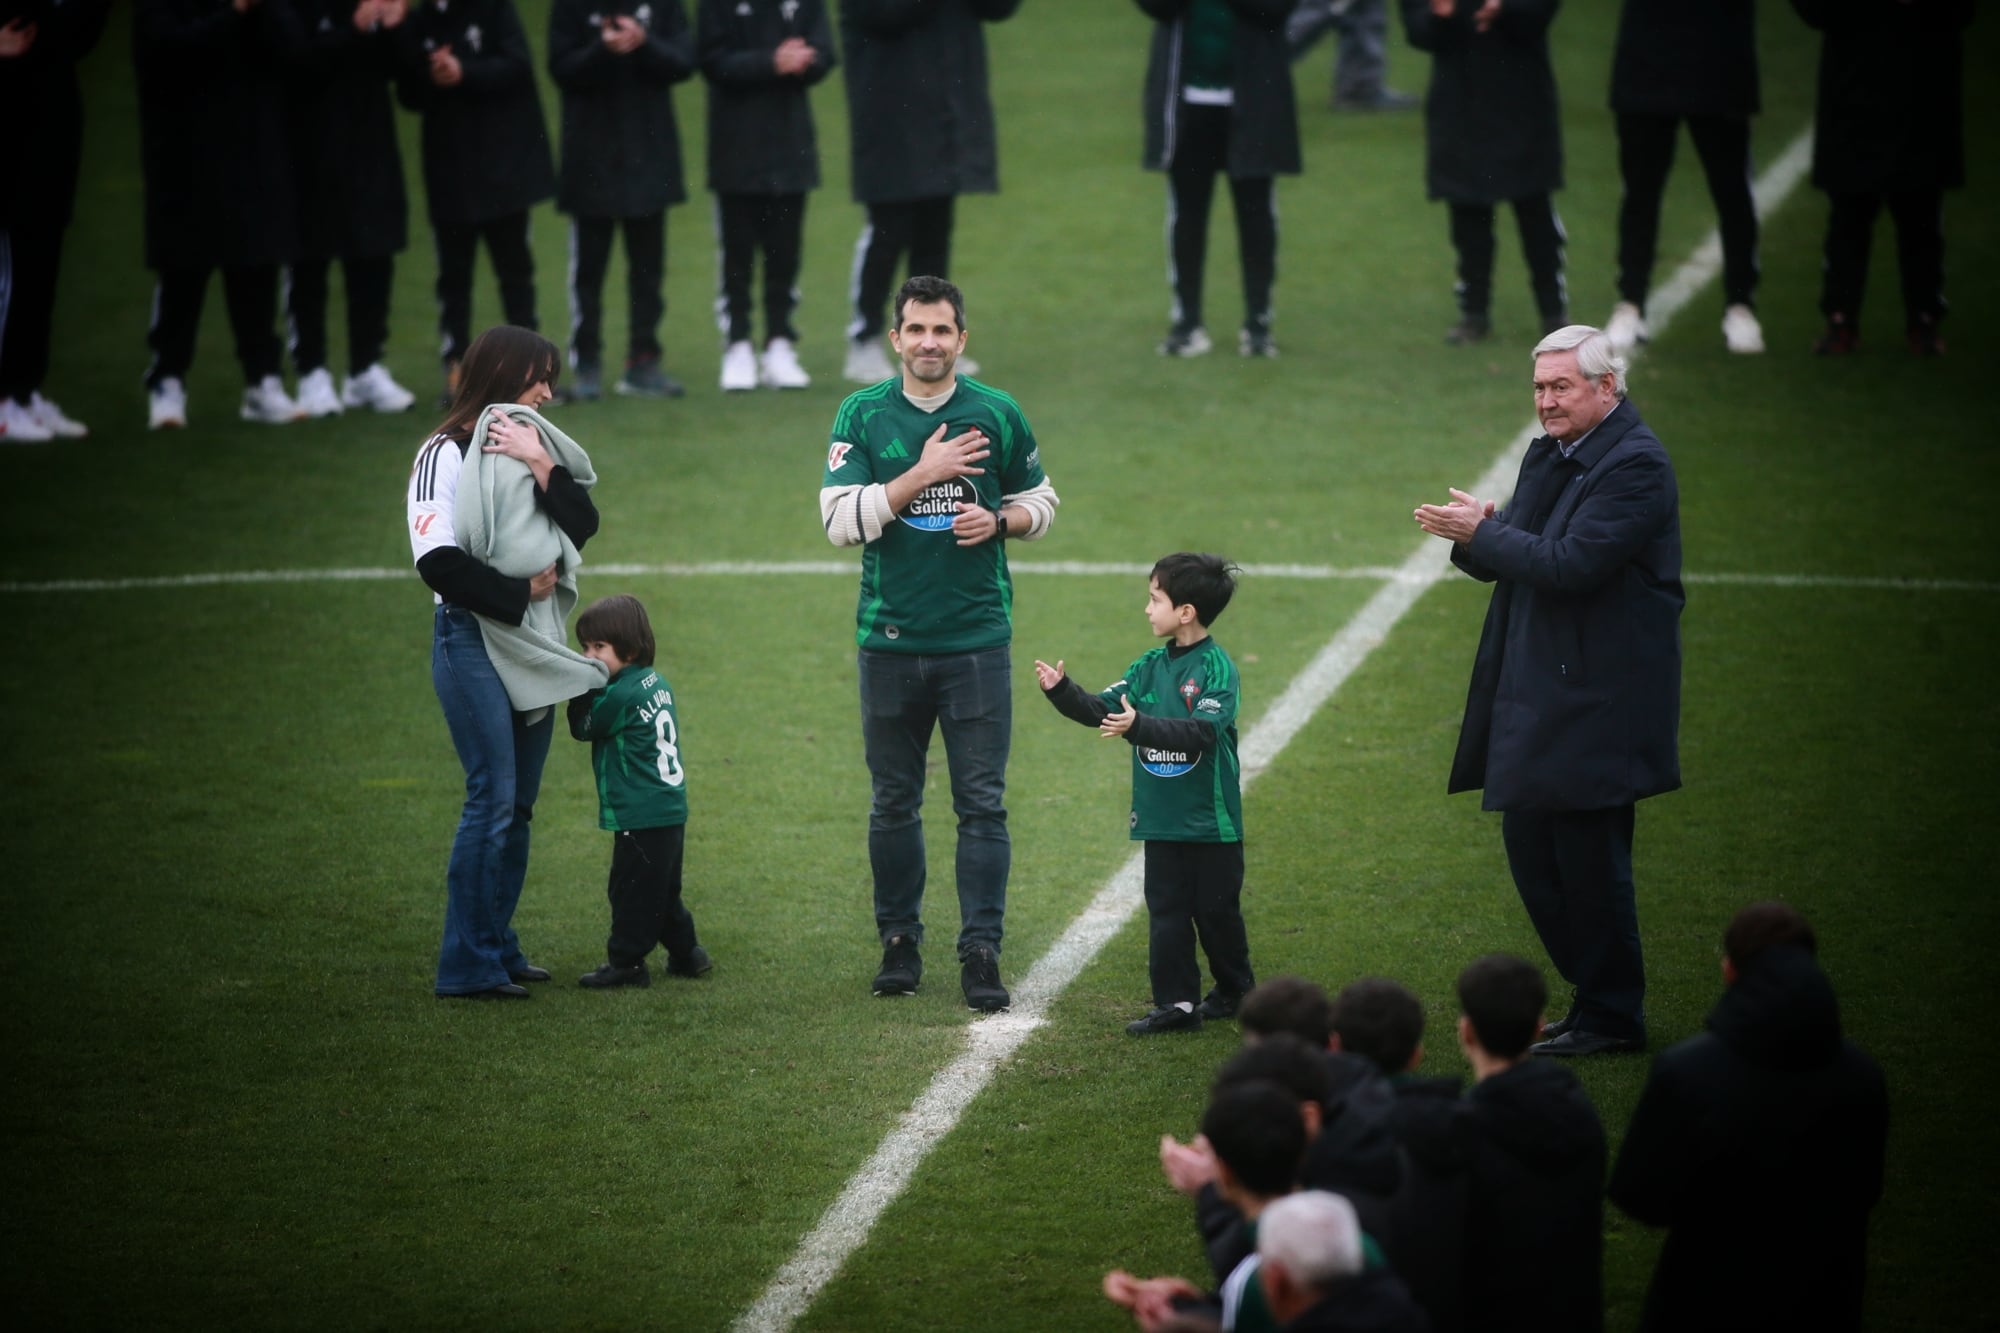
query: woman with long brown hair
404 326 597 999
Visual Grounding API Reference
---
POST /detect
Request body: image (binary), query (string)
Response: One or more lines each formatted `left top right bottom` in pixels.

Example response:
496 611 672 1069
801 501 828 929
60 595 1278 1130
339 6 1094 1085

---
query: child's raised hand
1100 693 1137 738
1157 1132 1217 1196
1033 658 1064 691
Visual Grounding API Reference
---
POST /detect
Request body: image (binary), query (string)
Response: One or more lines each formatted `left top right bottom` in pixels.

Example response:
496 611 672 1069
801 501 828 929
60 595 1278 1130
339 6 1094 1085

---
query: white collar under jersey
902 381 955 413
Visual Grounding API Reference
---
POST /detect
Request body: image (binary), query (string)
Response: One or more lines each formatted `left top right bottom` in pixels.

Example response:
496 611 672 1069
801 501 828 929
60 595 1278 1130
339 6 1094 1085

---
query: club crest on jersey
828 441 854 471
903 477 977 532
1140 747 1198 778
1180 679 1201 711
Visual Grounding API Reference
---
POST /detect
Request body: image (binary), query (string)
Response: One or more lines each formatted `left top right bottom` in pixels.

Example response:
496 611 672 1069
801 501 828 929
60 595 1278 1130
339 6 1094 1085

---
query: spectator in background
1610 902 1888 1332
284 0 419 420
1399 0 1566 346
0 0 110 443
1137 0 1300 361
549 0 695 401
838 0 1020 384
1439 954 1605 1332
135 0 306 430
1605 0 1764 356
1286 0 1415 112
1258 1192 1428 1333
396 0 555 404
697 0 836 393
1793 0 1971 356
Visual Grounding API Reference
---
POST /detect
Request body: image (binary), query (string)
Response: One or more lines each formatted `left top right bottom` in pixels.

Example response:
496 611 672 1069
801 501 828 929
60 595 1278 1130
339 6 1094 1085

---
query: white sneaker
1722 303 1765 354
295 367 345 418
241 374 305 424
27 392 87 438
149 377 188 430
0 396 55 443
720 340 759 392
843 336 895 384
342 362 417 413
1605 301 1649 351
759 337 811 389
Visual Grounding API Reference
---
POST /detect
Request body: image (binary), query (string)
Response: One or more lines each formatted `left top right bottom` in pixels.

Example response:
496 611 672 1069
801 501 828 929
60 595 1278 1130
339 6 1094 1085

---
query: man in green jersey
1036 553 1252 1035
818 275 1059 1012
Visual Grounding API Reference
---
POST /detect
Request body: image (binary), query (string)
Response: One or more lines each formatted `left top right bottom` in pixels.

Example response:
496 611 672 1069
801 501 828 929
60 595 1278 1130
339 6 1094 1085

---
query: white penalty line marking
2 561 1995 597
732 126 1841 1332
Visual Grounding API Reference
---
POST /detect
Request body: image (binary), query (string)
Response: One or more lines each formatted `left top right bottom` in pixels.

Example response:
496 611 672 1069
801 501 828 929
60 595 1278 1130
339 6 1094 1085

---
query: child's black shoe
578 961 650 989
1126 1005 1203 1036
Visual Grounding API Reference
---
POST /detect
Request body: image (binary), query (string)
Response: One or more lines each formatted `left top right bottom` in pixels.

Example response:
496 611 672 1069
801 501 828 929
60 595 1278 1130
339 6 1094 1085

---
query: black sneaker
1197 989 1244 1021
615 355 685 398
562 361 603 403
665 946 713 978
578 961 650 989
1238 326 1279 359
1445 314 1491 346
873 935 922 996
960 945 1010 1012
1814 314 1859 356
1127 1005 1202 1036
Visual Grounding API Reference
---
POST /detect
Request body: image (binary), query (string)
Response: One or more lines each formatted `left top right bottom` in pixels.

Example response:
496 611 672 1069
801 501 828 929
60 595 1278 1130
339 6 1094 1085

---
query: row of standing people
1104 911 1887 1333
2 0 1018 439
1145 0 1970 364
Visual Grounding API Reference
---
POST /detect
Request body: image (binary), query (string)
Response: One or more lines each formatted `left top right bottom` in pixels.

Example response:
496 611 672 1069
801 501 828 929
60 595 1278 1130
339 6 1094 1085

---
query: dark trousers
1143 840 1254 1009
433 212 537 368
849 194 954 341
1616 112 1759 309
1166 102 1277 336
568 212 665 369
1501 805 1645 1039
1448 196 1567 326
1820 189 1946 327
286 254 394 376
146 264 284 389
605 824 699 969
717 193 806 346
0 221 67 400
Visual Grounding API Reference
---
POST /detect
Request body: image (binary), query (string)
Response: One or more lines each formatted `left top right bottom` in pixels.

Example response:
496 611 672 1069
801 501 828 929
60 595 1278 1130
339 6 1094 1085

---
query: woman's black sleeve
538 465 601 549
416 547 532 625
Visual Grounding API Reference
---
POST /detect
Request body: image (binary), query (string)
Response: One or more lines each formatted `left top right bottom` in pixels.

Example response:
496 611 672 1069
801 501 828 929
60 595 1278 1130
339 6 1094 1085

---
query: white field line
2 562 1995 596
731 127 1834 1333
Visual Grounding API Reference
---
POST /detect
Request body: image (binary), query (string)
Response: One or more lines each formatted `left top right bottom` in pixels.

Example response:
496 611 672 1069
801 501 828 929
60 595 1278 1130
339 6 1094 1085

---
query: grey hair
1534 324 1628 398
1257 1191 1364 1289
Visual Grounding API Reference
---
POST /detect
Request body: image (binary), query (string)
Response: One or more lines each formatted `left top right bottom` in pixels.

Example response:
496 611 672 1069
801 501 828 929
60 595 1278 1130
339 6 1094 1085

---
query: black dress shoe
1539 1011 1579 1040
438 983 532 1000
510 964 553 983
1531 1029 1645 1058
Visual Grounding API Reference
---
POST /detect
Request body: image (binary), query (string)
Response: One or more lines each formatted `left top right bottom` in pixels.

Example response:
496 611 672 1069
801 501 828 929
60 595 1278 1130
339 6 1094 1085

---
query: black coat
1383 1075 1472 1333
1400 0 1561 205
134 0 303 270
1136 0 1301 178
1460 1060 1605 1333
394 0 555 227
697 0 836 196
549 0 694 218
285 0 408 260
839 0 1018 204
1610 0 1757 119
1793 0 1971 194
1609 945 1889 1333
0 0 110 229
1448 397 1683 813
1280 1267 1431 1333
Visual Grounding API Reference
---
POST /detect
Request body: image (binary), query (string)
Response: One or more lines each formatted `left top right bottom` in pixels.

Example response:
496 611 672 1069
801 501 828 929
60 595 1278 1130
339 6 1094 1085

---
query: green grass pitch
2 4 1996 1330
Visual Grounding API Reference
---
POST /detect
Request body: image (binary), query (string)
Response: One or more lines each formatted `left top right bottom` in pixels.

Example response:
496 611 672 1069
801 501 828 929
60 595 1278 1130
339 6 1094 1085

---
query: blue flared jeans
431 604 552 994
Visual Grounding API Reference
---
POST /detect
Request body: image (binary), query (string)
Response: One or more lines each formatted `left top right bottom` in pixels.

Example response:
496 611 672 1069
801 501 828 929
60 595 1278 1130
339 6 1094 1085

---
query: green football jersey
824 377 1047 655
1100 638 1243 843
569 665 688 832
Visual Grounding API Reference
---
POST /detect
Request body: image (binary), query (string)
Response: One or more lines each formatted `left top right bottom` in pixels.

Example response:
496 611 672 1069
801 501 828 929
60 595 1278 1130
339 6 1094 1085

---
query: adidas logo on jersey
882 438 911 461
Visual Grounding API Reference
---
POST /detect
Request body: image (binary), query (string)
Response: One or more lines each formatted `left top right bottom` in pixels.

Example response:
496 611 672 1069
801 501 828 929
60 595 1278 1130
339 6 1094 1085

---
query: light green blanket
454 404 609 718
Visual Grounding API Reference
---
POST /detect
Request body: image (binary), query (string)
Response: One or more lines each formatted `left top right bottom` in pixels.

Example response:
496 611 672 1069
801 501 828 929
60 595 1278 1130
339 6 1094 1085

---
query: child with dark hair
1036 553 1251 1035
1240 975 1336 1048
1332 976 1426 1075
568 594 710 988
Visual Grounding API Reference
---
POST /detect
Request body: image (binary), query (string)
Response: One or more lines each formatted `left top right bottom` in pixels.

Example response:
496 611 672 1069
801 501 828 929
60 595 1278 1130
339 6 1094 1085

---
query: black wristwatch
995 509 1010 539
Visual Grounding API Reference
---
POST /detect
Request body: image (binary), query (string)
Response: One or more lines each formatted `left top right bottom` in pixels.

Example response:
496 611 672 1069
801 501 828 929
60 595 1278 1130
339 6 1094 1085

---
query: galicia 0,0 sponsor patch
902 477 978 532
1139 746 1199 778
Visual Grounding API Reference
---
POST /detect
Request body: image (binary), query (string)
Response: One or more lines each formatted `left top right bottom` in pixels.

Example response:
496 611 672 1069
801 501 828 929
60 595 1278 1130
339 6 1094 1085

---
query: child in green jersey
1035 553 1252 1035
566 594 711 988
